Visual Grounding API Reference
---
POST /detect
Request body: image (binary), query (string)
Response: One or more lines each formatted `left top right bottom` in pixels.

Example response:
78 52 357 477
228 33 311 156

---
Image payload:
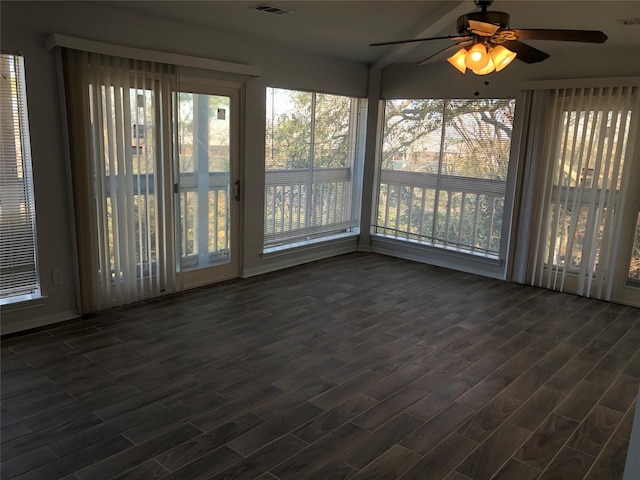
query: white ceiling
103 1 640 66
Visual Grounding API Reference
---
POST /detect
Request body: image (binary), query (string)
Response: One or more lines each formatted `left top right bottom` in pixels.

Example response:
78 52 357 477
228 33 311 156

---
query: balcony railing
103 173 231 271
375 169 506 258
264 167 356 247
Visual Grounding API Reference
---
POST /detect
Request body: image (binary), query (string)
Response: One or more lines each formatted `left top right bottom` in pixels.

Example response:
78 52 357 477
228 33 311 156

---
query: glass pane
177 92 231 270
547 203 594 271
314 94 350 168
265 88 312 170
559 109 631 191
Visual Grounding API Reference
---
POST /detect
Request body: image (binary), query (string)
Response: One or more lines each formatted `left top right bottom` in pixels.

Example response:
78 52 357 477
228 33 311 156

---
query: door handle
235 180 241 201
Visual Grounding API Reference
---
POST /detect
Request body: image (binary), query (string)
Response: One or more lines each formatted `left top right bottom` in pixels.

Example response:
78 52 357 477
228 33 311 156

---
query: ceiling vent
616 18 640 26
251 4 295 15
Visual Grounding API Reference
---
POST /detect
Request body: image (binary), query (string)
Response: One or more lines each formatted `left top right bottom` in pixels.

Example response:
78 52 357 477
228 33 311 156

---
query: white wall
0 1 368 333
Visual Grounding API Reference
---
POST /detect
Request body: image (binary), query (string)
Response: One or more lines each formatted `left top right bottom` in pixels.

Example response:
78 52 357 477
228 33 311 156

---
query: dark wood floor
1 252 639 480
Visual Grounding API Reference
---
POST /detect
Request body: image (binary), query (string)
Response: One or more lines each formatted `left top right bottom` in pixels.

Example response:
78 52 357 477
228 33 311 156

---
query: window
0 53 40 302
264 87 365 250
374 98 515 258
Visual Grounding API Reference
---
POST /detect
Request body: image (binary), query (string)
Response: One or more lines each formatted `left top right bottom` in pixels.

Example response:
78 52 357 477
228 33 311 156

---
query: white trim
521 77 640 91
46 34 261 77
0 294 47 309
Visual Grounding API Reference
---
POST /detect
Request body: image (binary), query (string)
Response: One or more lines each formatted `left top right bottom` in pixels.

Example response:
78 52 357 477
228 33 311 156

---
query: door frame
174 76 244 290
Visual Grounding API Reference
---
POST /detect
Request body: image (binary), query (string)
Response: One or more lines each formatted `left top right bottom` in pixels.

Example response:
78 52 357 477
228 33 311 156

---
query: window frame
0 52 41 305
371 97 520 276
263 86 367 252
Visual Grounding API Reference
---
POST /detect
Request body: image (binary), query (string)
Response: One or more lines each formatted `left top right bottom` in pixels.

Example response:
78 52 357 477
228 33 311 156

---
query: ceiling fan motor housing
457 11 510 34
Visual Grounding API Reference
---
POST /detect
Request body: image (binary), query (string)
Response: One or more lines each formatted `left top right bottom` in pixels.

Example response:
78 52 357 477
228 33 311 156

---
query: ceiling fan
370 0 608 75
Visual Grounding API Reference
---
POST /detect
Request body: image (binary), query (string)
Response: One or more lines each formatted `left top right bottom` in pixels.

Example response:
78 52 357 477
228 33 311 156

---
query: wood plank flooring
1 252 639 480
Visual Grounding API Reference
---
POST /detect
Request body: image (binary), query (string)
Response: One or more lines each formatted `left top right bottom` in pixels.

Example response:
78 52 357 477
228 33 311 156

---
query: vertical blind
530 86 639 300
0 53 39 300
264 87 363 249
62 50 176 312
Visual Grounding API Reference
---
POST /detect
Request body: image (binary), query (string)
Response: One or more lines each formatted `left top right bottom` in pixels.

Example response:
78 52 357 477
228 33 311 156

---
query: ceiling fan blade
370 35 471 47
418 40 473 66
511 29 608 43
502 40 550 64
468 19 500 35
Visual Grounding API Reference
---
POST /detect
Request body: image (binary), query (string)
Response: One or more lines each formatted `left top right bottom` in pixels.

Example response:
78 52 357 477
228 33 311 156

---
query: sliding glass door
528 85 640 306
62 49 243 311
175 81 241 289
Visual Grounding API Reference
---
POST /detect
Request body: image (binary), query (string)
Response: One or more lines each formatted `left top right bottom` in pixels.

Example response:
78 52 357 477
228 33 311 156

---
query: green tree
266 90 353 169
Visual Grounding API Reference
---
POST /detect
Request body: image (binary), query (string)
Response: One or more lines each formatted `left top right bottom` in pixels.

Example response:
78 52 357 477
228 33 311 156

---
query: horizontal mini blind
530 86 639 299
0 53 39 300
264 87 363 249
375 98 515 257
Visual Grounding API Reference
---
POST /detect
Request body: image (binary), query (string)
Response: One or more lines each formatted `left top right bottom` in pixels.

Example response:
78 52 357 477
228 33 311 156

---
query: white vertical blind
63 50 176 311
0 53 39 301
530 86 639 300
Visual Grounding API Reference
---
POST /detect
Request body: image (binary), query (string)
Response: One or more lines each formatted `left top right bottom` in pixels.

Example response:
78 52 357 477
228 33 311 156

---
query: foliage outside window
264 87 364 250
0 53 40 302
375 98 515 258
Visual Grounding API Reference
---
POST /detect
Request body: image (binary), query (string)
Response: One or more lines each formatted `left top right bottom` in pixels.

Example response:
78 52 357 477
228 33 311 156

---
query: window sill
371 234 502 264
262 232 359 259
0 294 48 311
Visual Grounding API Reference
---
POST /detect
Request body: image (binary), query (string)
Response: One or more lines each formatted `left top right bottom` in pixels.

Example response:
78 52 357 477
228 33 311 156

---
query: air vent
251 4 295 15
616 18 640 26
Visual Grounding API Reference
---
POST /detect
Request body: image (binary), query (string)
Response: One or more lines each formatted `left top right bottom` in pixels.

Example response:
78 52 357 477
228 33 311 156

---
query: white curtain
529 85 639 300
62 49 176 312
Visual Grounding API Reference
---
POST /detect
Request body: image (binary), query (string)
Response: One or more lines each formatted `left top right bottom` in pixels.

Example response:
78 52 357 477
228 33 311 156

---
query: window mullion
307 93 316 230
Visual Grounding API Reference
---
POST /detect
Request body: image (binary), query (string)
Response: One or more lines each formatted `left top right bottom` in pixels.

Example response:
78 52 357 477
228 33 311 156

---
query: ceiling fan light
473 58 496 75
465 43 490 70
447 48 468 74
490 45 517 72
